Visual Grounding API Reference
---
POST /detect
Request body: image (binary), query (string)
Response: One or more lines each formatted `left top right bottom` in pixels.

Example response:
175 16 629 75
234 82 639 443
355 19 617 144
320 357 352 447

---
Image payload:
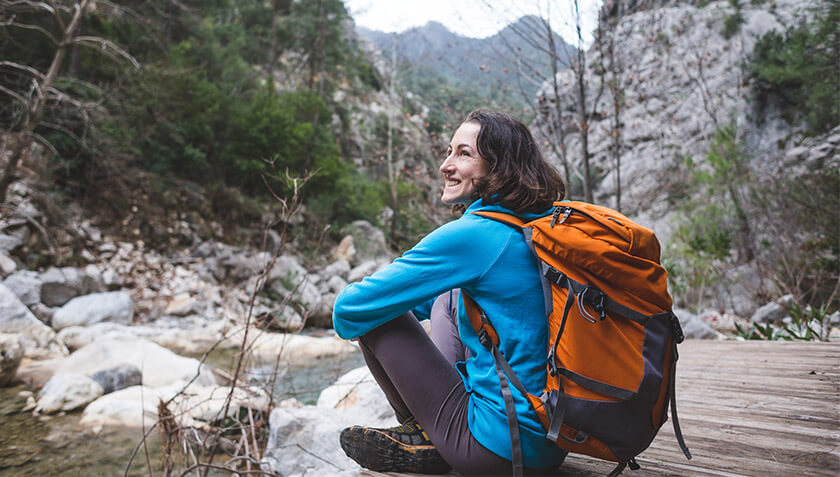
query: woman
332 110 567 475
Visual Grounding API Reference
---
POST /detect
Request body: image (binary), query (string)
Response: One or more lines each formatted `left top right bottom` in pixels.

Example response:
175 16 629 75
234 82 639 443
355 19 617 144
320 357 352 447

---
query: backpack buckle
477 327 492 348
580 286 607 322
544 266 565 285
669 312 685 344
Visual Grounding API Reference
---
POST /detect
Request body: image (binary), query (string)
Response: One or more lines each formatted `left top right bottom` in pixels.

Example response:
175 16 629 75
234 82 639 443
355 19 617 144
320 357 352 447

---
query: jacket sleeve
332 216 510 340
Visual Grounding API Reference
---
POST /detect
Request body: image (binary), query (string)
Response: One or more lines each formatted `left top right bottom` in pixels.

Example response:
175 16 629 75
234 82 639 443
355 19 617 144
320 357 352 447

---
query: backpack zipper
550 206 573 227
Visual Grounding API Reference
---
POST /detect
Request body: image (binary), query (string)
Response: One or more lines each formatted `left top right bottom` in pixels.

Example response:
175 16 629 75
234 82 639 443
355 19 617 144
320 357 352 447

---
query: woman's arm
332 216 510 340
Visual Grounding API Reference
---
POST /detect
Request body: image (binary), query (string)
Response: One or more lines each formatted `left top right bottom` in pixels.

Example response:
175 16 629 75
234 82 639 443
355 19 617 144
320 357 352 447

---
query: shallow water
0 349 365 475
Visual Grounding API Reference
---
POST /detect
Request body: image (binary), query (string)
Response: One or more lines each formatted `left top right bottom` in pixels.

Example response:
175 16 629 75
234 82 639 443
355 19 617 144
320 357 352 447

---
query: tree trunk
0 0 89 204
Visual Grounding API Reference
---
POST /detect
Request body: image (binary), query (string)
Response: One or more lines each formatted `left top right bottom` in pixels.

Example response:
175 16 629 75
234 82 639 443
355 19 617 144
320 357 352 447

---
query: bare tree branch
72 35 141 69
0 16 59 43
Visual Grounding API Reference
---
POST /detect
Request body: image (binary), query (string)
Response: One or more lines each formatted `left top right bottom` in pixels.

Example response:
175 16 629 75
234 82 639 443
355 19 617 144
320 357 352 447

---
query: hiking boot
339 417 451 474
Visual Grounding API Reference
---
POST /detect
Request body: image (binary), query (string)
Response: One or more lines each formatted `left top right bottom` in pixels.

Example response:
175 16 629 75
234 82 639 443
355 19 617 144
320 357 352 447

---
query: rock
327 276 349 294
2 270 42 306
54 337 216 388
29 303 55 326
0 252 16 277
750 302 788 324
90 364 142 394
259 306 303 332
332 236 356 262
246 333 356 364
262 367 394 476
0 333 24 386
164 292 204 317
317 366 394 422
700 309 748 334
40 267 103 307
674 308 719 339
35 373 104 414
323 259 351 281
341 220 388 266
828 311 840 326
0 283 67 359
80 383 268 430
347 260 378 283
0 233 23 253
79 385 165 430
52 291 134 331
56 319 229 355
267 255 307 287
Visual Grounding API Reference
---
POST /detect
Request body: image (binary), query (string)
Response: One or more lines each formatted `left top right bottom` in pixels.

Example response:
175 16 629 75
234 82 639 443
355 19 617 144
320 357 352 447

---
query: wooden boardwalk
361 340 840 476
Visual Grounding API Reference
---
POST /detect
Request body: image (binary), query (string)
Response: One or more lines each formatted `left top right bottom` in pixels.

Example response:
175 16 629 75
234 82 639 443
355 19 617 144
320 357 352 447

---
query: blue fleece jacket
332 199 567 468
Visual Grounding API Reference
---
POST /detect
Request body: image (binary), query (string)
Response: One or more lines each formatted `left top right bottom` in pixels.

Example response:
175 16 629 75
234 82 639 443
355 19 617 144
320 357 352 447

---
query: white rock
40 267 103 307
80 383 268 430
54 337 216 388
79 385 165 430
674 308 720 339
323 259 351 281
327 276 349 294
0 252 16 277
347 260 378 283
317 366 394 423
2 270 42 306
35 373 104 414
246 332 356 364
0 332 24 386
52 291 134 330
164 292 204 317
262 367 395 476
0 283 67 359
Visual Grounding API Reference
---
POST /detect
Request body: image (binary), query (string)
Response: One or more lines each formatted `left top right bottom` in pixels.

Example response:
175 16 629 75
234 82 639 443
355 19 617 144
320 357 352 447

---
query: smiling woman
440 121 488 204
332 110 567 475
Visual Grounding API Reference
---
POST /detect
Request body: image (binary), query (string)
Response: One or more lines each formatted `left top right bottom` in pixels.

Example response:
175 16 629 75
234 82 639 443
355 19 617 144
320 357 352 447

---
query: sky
344 0 604 46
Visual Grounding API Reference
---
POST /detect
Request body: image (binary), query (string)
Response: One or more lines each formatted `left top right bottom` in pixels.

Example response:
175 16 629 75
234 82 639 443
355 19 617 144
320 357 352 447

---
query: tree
0 0 138 204
594 7 627 211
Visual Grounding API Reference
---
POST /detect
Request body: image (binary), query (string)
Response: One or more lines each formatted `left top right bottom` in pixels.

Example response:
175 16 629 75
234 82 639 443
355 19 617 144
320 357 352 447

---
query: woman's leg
352 312 514 475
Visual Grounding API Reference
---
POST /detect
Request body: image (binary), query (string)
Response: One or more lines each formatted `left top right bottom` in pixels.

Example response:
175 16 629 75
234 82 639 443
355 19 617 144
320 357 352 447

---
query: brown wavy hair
464 109 565 214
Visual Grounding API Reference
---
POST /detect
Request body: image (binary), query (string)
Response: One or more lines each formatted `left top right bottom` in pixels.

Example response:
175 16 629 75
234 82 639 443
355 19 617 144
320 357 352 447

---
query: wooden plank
360 341 840 476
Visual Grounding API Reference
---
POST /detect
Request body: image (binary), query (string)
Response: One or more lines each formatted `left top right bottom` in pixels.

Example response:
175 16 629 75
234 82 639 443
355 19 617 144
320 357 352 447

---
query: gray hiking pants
358 291 554 476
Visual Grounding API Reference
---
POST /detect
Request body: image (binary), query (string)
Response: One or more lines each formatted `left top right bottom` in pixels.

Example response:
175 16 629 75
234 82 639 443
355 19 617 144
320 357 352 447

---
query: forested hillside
0 0 443 255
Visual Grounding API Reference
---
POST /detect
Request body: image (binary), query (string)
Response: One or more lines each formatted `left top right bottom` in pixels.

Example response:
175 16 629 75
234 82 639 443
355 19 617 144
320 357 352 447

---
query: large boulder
52 291 134 331
2 270 42 306
261 366 394 476
39 267 103 307
53 337 216 388
674 308 720 339
80 383 268 430
340 221 389 266
246 332 357 364
56 319 228 355
0 333 24 386
0 283 68 359
35 373 104 414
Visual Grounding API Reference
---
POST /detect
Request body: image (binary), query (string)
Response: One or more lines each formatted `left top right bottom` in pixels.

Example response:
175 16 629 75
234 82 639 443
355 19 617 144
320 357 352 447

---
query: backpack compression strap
463 292 527 477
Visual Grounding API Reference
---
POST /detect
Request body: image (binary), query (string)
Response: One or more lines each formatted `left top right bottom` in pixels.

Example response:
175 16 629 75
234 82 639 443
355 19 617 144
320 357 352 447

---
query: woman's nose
439 155 455 173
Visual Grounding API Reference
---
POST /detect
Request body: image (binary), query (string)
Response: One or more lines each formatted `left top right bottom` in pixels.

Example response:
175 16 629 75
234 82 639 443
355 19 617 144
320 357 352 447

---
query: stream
0 348 365 476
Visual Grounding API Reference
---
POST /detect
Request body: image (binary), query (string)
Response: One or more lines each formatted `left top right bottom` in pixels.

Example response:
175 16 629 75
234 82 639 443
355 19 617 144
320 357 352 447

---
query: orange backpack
465 201 691 476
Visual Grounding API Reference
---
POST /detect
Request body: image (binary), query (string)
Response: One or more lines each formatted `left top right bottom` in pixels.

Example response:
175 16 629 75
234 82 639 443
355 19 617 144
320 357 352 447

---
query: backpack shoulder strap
471 210 528 228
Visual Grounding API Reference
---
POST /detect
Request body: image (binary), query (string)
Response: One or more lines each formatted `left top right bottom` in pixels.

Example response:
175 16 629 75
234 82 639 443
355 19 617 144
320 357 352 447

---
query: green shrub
749 2 840 134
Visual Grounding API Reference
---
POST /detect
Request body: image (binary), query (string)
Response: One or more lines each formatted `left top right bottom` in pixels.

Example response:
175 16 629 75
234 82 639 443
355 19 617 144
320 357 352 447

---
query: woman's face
440 121 489 205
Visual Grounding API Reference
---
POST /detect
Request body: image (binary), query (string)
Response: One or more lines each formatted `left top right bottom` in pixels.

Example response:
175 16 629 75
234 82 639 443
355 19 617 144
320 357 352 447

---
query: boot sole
340 426 451 474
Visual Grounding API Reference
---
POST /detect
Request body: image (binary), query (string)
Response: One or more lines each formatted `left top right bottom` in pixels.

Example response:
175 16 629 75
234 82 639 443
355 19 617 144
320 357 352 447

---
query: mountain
357 17 576 116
